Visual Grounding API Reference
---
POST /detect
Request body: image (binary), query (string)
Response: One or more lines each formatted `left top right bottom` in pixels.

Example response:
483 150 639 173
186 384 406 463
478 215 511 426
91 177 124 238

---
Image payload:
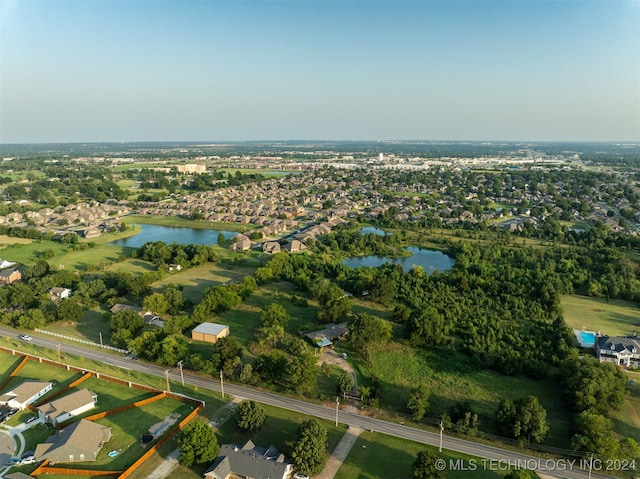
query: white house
49 287 71 302
37 389 97 427
596 335 640 368
0 380 53 410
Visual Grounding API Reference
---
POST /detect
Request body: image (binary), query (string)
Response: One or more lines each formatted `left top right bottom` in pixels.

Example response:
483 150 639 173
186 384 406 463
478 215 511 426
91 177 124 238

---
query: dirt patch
148 412 180 437
591 308 606 312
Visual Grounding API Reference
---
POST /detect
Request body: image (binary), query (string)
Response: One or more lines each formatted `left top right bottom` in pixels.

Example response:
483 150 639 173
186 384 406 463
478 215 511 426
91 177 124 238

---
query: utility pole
439 420 444 453
220 370 224 399
588 453 593 479
335 397 339 426
177 360 184 386
165 369 170 392
56 344 61 363
99 332 103 348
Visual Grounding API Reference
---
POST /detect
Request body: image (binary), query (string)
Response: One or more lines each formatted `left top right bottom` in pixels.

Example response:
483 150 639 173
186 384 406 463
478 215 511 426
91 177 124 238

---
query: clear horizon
1 0 638 144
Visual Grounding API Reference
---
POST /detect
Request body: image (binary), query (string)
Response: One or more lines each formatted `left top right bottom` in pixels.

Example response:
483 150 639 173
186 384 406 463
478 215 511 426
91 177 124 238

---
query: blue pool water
579 331 596 347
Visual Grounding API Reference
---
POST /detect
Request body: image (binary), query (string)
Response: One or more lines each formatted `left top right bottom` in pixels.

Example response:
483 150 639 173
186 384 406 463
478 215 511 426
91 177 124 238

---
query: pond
359 226 388 236
343 247 455 274
109 224 238 248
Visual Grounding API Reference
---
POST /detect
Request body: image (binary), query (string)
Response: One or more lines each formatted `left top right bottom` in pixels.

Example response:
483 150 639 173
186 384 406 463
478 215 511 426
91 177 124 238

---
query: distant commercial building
176 164 206 174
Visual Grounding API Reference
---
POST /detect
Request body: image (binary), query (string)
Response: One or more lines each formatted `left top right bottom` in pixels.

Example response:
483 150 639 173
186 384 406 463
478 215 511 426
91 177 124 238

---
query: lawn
151 262 257 303
560 294 640 337
0 234 33 247
212 281 320 351
215 402 347 460
336 430 507 479
611 380 640 442
365 343 572 446
123 214 248 232
43 307 111 345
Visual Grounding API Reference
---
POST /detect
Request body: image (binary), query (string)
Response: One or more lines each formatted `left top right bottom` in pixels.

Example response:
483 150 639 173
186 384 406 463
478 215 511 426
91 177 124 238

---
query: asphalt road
0 326 624 479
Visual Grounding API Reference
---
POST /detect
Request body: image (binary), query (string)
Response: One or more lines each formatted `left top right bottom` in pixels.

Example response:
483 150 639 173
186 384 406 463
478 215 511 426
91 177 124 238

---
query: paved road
0 326 622 479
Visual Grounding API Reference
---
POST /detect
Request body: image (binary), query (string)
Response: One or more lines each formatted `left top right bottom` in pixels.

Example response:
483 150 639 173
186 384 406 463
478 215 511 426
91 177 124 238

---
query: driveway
0 429 15 466
319 349 358 397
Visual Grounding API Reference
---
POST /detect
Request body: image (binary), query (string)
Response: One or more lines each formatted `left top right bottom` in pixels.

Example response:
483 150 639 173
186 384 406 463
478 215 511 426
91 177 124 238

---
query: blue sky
1 0 638 143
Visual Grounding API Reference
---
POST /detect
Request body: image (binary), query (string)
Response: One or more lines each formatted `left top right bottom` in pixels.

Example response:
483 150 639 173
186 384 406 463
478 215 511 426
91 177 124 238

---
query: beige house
229 234 252 252
37 389 98 427
0 380 53 410
35 419 111 464
262 241 281 254
191 323 230 344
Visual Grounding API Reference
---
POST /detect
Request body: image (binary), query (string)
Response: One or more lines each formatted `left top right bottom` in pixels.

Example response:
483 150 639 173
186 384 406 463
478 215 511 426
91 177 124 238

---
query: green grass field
560 294 640 337
151 262 256 303
336 431 508 479
364 343 572 446
212 281 320 352
123 214 248 232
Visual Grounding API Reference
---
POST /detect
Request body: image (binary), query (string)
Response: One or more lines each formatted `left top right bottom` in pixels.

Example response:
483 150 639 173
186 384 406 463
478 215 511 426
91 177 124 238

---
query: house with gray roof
204 440 293 479
35 419 111 464
0 380 53 410
37 389 97 426
596 335 640 368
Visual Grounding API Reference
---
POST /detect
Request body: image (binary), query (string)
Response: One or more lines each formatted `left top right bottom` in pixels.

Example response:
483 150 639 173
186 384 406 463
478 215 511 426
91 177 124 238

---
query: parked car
25 416 38 424
6 408 17 417
293 474 309 479
17 334 32 341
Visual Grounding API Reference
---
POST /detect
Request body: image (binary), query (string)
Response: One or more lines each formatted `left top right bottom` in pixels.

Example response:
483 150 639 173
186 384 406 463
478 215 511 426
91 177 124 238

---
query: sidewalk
313 426 364 479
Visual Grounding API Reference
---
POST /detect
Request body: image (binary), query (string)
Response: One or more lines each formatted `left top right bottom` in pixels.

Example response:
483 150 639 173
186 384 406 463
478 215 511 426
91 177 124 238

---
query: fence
34 329 129 354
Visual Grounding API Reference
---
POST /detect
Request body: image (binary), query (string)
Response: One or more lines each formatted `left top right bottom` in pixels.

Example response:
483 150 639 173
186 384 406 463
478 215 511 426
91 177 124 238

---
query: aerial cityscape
0 1 639 479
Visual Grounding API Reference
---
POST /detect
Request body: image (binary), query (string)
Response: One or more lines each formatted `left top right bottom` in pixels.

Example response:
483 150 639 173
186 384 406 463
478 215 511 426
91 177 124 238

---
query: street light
220 370 224 399
439 420 444 453
177 360 184 386
335 397 339 426
165 369 171 392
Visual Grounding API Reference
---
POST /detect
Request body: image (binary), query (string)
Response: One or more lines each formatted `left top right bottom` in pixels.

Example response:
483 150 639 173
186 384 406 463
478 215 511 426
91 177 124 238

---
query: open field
612 381 640 442
335 431 507 479
43 308 111 345
0 234 33 247
212 281 320 352
151 262 256 303
560 294 640 337
364 343 572 446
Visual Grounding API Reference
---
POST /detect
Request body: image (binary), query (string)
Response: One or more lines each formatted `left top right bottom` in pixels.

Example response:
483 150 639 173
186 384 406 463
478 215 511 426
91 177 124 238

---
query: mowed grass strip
335 431 506 479
367 343 571 446
560 294 640 337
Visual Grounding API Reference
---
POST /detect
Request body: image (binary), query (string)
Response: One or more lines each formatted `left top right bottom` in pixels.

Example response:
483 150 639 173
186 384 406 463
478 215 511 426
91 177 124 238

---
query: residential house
0 381 53 410
0 259 15 270
596 335 640 368
0 267 21 285
49 287 71 302
229 234 252 252
282 240 307 253
204 440 293 479
191 323 230 344
37 389 98 427
35 419 111 464
109 304 142 315
262 241 281 254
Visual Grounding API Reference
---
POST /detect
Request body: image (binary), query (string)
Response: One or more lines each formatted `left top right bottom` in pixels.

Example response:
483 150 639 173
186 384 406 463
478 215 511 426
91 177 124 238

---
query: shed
191 322 230 344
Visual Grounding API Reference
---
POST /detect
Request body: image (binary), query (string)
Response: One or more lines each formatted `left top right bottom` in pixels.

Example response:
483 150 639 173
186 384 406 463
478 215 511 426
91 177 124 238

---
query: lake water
343 247 455 274
360 226 388 236
110 224 238 248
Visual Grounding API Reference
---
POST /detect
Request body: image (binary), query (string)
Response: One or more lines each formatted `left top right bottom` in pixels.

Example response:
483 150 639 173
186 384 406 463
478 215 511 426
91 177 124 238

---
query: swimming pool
575 330 596 348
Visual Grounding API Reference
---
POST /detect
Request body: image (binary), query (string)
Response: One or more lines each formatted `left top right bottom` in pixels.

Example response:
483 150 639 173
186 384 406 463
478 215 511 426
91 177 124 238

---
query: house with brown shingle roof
35 419 111 464
37 389 97 426
0 380 53 410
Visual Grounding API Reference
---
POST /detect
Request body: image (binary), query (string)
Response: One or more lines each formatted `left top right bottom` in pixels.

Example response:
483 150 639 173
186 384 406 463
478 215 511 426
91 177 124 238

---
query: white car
293 474 309 479
18 334 32 342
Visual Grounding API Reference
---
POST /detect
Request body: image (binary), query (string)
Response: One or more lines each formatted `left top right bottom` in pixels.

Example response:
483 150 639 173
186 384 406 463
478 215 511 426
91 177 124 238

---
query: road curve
0 326 621 479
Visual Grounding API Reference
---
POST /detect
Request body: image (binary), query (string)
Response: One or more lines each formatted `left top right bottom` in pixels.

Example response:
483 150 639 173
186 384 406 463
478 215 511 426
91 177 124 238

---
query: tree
235 400 266 432
288 353 318 396
291 419 328 476
347 313 392 356
260 303 290 327
495 396 548 443
570 411 619 458
504 469 539 479
177 421 219 467
211 337 243 376
337 370 354 398
56 298 83 323
412 450 446 479
407 384 431 420
217 232 227 247
142 293 168 315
